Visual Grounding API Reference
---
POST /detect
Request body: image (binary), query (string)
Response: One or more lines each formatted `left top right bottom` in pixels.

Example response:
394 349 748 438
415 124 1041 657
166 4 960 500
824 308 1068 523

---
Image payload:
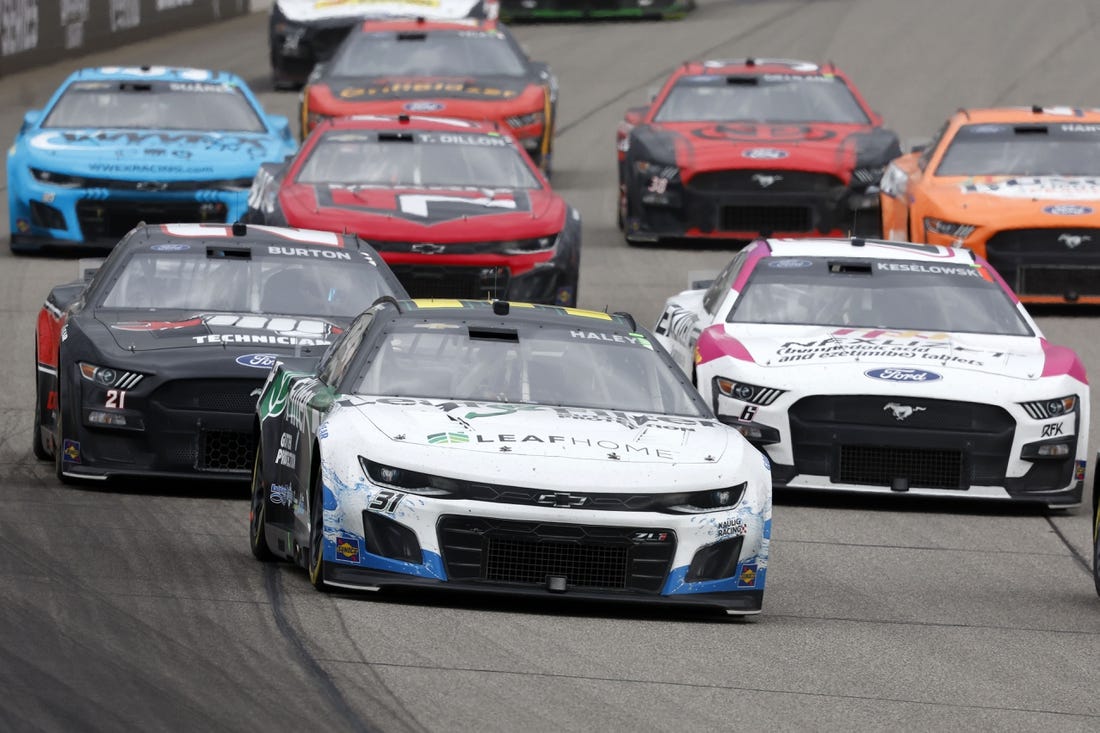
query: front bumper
956 227 1100 304
624 168 878 243
316 474 771 614
500 0 693 20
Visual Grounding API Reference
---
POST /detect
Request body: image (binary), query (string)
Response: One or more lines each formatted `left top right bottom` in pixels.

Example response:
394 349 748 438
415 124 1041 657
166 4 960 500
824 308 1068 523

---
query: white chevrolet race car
250 299 772 615
654 237 1089 508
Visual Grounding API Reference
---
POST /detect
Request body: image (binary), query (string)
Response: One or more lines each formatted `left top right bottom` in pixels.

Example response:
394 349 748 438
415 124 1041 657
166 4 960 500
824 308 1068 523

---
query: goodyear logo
427 431 469 444
335 535 361 563
738 564 758 588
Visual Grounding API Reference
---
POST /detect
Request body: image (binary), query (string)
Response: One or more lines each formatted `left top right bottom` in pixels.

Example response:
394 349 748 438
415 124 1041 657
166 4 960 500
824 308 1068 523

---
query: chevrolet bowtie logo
536 492 588 507
411 242 446 254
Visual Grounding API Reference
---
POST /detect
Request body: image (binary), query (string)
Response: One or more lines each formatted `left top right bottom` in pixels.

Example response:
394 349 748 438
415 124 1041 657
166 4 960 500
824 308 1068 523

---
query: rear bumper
500 0 694 20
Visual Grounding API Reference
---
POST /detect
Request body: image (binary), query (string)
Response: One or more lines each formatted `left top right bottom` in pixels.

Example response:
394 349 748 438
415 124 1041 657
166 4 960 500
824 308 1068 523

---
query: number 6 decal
106 390 126 409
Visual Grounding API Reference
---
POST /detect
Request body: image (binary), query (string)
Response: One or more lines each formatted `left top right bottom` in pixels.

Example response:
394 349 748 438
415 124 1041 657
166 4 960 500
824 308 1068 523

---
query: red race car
243 115 580 306
298 17 556 172
616 58 900 244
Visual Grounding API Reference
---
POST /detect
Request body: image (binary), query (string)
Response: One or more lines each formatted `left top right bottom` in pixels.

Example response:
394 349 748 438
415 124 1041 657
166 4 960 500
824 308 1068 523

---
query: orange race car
880 106 1100 304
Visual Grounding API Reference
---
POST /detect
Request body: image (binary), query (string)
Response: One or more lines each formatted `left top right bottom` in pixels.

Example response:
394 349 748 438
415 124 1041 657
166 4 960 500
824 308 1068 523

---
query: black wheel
249 446 275 562
307 469 329 592
31 340 50 461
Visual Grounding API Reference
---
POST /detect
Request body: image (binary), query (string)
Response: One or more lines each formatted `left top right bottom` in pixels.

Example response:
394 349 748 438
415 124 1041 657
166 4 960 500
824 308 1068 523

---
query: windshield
332 29 527 77
43 81 266 132
100 251 392 317
357 322 706 415
654 74 869 124
728 256 1033 336
297 131 540 189
935 123 1100 176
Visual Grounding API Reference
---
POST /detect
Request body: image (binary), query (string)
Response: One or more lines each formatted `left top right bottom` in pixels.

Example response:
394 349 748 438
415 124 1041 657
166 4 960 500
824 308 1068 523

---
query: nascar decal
690 123 838 142
111 315 343 346
961 177 1100 200
316 186 529 222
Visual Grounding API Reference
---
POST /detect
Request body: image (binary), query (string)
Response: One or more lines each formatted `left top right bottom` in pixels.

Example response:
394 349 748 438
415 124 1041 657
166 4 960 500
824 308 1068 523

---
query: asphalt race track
2 1 1099 730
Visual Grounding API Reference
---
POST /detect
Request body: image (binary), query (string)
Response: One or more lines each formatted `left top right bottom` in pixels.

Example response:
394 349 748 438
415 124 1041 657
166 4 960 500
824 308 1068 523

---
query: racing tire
32 339 50 461
1093 468 1100 597
307 469 330 592
249 447 275 562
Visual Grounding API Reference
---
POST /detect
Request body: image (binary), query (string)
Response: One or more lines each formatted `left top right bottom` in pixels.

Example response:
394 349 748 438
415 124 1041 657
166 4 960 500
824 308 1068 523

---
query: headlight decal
1021 394 1077 420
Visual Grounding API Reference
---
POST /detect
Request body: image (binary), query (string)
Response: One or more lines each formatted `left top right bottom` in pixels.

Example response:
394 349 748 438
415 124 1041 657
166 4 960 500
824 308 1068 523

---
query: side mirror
909 141 929 154
268 114 293 142
531 61 551 77
647 85 661 104
21 109 42 135
624 106 648 125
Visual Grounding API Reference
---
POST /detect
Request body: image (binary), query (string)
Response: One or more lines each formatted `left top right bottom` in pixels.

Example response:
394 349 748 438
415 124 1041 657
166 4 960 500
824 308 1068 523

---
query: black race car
33 222 406 484
269 0 492 89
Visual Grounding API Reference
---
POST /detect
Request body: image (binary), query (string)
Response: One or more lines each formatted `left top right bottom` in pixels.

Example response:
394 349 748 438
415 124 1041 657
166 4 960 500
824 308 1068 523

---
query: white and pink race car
654 237 1089 508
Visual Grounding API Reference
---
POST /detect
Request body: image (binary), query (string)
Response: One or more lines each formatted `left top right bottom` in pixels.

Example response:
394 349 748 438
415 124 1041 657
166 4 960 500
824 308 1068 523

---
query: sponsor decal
267 245 351 260
334 535 361 563
62 439 81 464
865 368 942 383
112 315 341 347
767 258 813 269
875 262 982 277
318 423 329 439
961 177 1100 200
742 148 788 160
427 431 469 444
150 243 191 252
404 101 445 112
774 330 999 367
16 218 30 232
1075 460 1086 482
275 431 297 469
317 186 525 222
569 330 651 346
692 124 836 142
236 353 278 369
883 402 926 421
654 305 699 344
632 531 671 543
1041 422 1065 437
738 564 758 588
269 483 293 505
470 433 676 459
1044 204 1093 216
338 82 518 100
715 517 746 536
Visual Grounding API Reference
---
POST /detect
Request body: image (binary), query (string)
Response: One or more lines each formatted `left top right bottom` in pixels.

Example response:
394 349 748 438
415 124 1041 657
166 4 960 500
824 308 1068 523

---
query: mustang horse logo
883 402 926 421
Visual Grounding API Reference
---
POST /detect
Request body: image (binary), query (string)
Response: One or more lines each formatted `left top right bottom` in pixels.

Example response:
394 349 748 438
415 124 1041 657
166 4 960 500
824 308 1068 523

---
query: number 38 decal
647 176 669 194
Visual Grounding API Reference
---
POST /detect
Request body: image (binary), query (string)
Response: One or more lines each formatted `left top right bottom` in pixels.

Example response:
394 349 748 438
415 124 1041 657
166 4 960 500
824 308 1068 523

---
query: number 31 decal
369 489 404 513
106 390 126 409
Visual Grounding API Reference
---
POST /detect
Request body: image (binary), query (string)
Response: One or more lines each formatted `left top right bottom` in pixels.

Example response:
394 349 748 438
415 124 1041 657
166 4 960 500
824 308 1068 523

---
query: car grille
1017 266 1100 297
690 170 844 193
788 395 1015 488
197 430 255 472
77 200 227 240
721 205 814 233
985 228 1100 254
152 379 264 414
437 516 675 593
389 265 510 300
984 228 1100 297
838 445 965 490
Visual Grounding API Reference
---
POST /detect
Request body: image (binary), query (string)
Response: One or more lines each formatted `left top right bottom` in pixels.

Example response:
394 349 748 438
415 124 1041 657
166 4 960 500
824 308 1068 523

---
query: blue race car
7 66 297 253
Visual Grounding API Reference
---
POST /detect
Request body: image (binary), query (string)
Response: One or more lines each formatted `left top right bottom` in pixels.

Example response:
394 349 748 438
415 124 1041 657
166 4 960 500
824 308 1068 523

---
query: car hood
350 398 734 469
277 0 483 22
924 175 1100 223
97 310 344 352
632 121 881 177
280 183 564 240
24 129 285 179
722 324 1044 380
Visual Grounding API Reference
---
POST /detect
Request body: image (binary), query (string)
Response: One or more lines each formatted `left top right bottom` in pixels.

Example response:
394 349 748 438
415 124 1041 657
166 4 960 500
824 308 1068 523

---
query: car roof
762 237 981 264
322 115 499 134
384 299 638 330
358 16 497 32
70 66 243 84
125 223 361 251
672 58 838 79
950 106 1100 124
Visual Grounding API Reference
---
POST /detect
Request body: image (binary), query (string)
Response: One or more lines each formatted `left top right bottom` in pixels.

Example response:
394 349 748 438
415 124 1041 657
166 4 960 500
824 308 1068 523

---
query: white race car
250 299 772 615
654 237 1089 508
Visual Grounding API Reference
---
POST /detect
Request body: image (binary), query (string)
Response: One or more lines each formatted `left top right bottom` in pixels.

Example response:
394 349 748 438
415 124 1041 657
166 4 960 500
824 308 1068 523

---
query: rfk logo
883 402 926 421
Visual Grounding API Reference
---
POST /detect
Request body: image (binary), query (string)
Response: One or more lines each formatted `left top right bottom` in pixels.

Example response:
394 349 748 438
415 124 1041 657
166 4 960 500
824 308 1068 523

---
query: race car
35 222 407 484
653 237 1089 508
499 0 692 22
616 58 900 245
298 17 557 171
243 115 580 306
269 0 495 89
880 106 1100 304
7 66 297 253
249 299 772 615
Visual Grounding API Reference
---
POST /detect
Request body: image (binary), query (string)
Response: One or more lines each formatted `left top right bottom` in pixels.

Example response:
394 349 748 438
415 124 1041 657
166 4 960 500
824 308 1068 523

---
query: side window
318 310 374 387
702 251 746 315
917 121 949 172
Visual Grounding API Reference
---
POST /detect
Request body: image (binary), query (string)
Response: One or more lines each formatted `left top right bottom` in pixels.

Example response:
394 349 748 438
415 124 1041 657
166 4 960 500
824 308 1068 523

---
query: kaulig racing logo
864 367 942 383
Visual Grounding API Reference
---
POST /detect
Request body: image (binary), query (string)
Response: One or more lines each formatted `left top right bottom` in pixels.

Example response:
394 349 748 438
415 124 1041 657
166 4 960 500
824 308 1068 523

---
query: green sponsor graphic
630 332 653 349
427 432 469 444
259 370 303 419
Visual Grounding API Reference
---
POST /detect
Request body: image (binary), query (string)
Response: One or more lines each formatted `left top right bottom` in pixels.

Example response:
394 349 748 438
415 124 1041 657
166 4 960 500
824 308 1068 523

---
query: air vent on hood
397 32 427 41
379 132 415 143
1013 125 1048 135
726 76 759 86
207 246 252 260
828 261 872 275
468 327 518 342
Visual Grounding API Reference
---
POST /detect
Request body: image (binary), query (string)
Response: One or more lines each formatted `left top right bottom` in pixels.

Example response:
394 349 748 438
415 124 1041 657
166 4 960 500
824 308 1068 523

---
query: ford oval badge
864 367 942 383
236 353 278 369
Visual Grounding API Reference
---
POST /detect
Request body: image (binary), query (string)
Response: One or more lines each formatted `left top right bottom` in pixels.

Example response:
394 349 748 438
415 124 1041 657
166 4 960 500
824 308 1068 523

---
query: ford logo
742 147 788 160
864 367 942 383
236 353 278 369
404 101 444 112
1043 204 1093 216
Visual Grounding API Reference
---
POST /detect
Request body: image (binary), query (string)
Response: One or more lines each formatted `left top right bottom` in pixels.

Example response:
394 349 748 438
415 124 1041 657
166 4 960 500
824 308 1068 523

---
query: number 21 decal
106 390 126 409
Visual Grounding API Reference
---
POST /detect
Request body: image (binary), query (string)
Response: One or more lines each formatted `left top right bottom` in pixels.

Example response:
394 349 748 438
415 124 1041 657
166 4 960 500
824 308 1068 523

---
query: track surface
2 2 1100 730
